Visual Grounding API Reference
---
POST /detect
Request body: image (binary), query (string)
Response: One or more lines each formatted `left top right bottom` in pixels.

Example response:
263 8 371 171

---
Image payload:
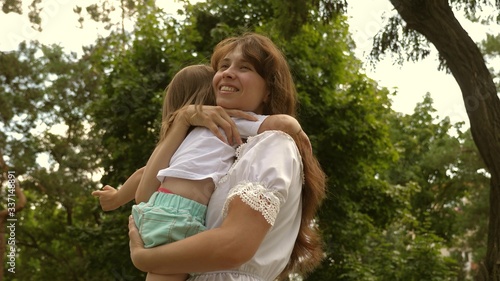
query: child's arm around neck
258 114 312 156
258 114 302 135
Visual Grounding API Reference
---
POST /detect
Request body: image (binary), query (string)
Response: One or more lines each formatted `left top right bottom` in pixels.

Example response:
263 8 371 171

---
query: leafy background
1 0 498 280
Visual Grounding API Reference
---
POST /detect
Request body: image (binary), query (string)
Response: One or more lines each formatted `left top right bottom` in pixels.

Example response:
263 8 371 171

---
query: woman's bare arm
129 130 301 275
129 197 271 274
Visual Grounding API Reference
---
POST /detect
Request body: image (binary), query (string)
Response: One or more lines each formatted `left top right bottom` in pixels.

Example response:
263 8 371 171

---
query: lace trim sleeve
222 181 283 226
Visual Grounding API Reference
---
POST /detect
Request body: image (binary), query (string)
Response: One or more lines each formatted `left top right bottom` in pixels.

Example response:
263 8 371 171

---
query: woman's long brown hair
279 130 326 280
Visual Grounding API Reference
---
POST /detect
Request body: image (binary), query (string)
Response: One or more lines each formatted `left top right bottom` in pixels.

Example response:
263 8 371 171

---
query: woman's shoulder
238 130 299 160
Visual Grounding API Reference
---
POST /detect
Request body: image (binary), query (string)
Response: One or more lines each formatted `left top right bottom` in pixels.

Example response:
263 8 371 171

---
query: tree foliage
369 1 500 279
0 0 494 280
0 40 133 280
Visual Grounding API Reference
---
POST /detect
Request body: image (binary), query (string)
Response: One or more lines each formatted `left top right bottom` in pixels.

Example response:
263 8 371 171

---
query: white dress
188 131 304 281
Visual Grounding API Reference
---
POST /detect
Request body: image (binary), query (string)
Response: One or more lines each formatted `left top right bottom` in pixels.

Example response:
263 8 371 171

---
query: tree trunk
389 0 500 280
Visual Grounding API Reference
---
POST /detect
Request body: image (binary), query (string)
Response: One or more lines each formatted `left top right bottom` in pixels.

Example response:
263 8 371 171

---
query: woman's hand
179 105 258 145
129 215 147 271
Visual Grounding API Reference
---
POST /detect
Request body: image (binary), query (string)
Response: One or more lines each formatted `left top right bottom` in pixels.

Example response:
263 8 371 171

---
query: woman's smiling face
212 45 269 114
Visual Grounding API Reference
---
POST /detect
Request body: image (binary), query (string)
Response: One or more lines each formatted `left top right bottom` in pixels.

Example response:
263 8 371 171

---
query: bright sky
347 0 500 129
1 0 499 129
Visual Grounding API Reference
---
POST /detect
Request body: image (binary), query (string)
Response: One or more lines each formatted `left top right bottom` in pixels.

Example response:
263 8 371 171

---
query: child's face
213 46 269 114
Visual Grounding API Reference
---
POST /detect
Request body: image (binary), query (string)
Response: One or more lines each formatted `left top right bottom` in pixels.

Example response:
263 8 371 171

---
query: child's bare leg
146 272 188 281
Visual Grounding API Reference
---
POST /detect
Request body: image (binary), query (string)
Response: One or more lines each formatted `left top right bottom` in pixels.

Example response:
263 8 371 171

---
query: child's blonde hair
159 65 216 142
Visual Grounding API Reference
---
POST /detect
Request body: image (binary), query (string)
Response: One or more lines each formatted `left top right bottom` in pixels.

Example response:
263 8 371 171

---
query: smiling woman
212 46 269 114
210 33 297 117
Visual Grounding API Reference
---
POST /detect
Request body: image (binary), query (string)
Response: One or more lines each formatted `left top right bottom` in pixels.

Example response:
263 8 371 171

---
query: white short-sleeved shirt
188 131 304 281
157 114 268 184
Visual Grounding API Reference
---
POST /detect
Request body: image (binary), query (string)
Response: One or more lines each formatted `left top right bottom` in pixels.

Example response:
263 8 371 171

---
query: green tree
89 1 213 186
3 0 493 280
0 1 198 279
384 94 468 243
368 1 500 279
382 93 490 280
0 40 121 280
454 129 490 279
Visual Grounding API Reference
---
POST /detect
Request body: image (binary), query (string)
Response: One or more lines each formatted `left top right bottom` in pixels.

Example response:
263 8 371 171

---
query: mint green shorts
132 191 207 248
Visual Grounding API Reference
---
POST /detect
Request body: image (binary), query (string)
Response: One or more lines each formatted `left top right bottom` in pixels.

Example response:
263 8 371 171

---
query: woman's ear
263 90 271 103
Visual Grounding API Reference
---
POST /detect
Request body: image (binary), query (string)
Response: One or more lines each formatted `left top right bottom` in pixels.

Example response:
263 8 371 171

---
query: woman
129 32 326 280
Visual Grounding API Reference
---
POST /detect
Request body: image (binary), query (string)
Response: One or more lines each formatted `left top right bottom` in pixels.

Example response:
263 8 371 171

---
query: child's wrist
176 106 194 128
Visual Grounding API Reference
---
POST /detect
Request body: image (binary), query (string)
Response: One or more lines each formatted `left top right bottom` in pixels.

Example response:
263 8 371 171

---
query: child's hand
181 105 258 145
91 185 121 211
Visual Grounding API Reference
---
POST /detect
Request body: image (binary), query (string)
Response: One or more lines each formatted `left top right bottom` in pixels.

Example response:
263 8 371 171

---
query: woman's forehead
221 46 244 60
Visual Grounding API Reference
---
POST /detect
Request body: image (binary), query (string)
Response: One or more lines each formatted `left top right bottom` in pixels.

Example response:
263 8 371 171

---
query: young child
92 64 218 211
92 64 303 281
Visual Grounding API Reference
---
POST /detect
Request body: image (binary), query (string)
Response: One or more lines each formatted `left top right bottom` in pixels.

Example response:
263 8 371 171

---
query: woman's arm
129 197 271 274
129 131 301 274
